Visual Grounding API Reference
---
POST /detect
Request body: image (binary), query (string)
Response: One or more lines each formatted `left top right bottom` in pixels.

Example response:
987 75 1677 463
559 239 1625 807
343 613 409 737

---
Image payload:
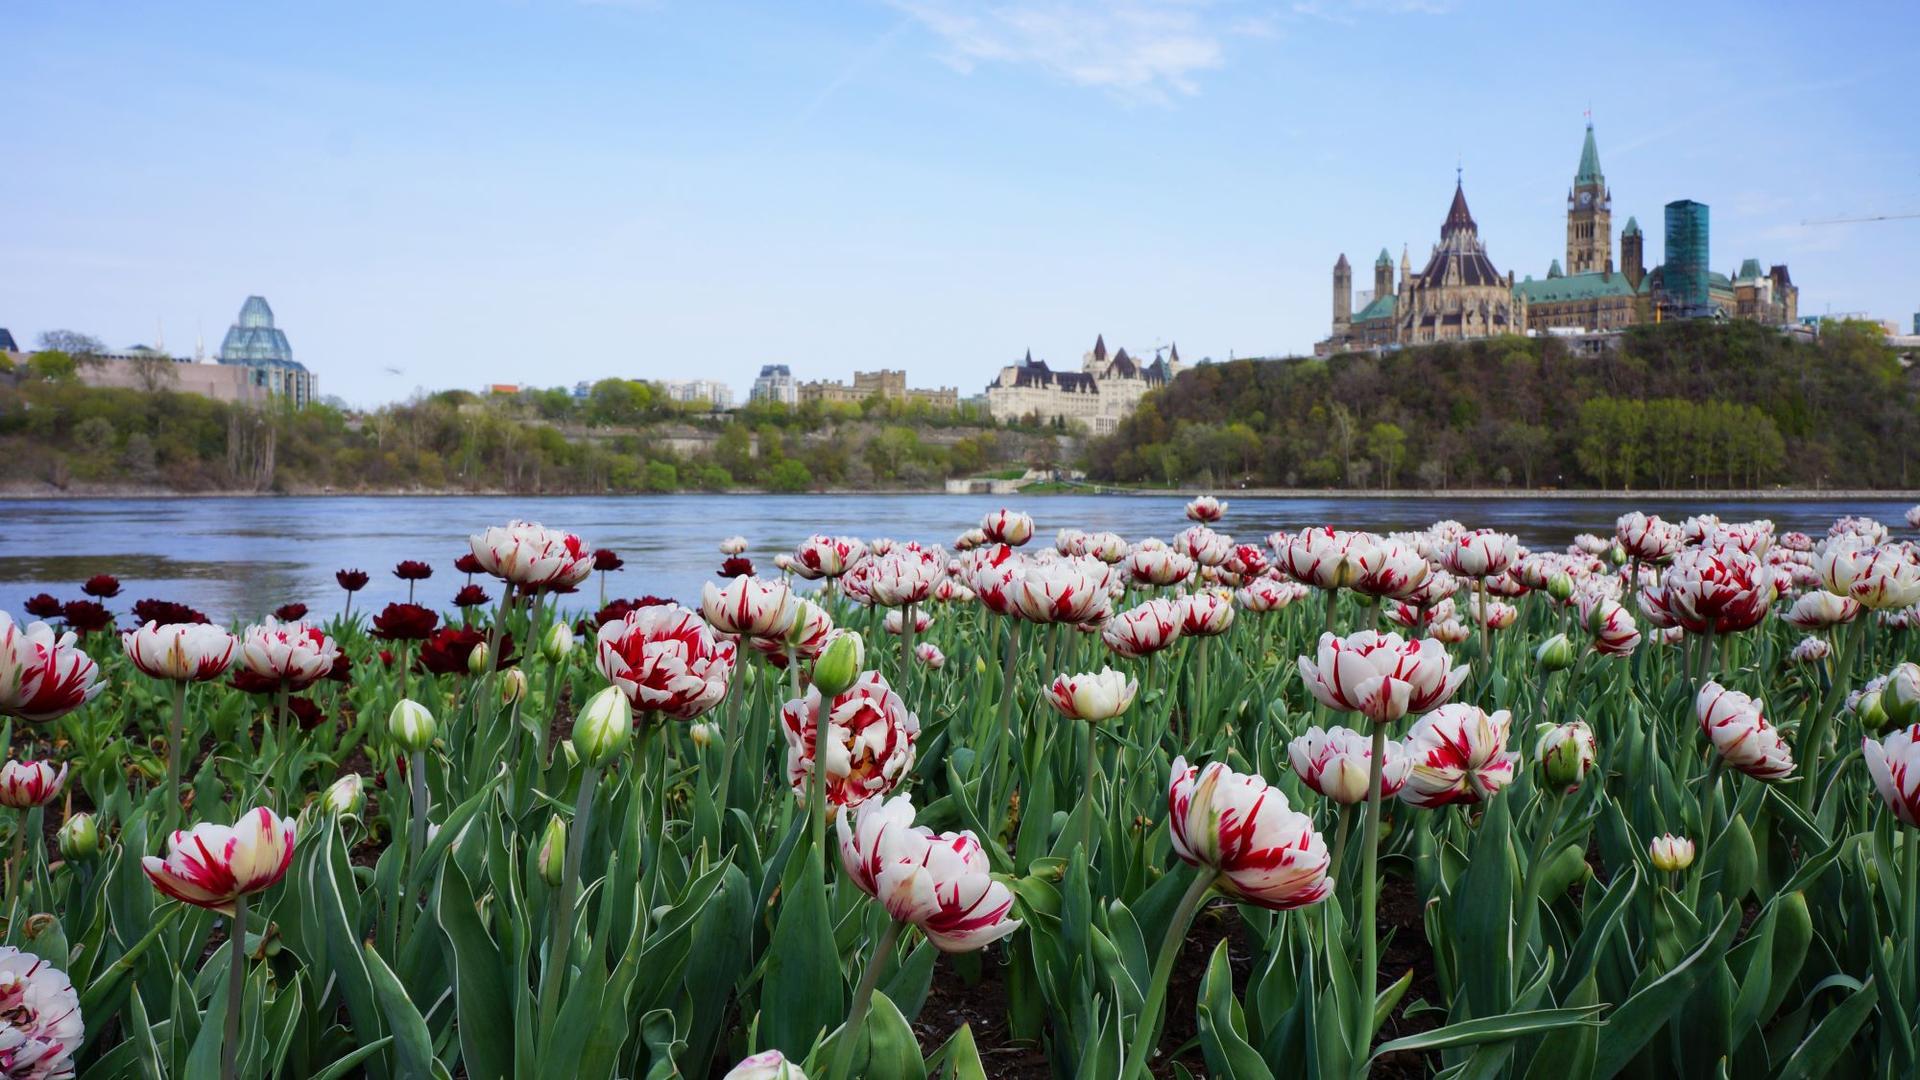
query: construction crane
1801 211 1920 225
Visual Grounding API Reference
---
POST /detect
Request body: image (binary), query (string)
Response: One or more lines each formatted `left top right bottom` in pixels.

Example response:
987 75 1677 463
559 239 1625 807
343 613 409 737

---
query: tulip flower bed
4 502 1920 1079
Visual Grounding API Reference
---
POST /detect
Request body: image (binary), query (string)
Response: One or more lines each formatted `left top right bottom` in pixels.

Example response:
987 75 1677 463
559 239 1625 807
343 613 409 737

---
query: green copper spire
1575 122 1603 185
1622 215 1641 236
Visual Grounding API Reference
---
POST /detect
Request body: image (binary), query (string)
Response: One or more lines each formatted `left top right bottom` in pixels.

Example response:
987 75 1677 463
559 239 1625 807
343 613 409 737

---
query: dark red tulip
230 668 280 695
23 594 63 619
719 556 755 579
273 602 309 622
593 549 624 572
378 649 396 667
132 599 209 626
417 627 517 675
371 602 438 641
452 584 492 608
82 574 122 599
60 600 115 634
336 569 370 592
393 561 433 581
287 696 328 731
454 553 484 576
327 652 353 683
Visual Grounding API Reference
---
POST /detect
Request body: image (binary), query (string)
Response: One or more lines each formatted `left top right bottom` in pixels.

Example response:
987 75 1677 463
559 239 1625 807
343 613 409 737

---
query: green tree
1366 422 1406 489
768 458 812 492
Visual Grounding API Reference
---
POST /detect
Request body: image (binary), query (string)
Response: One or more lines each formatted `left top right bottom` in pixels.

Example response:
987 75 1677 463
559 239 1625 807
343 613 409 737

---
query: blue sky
3 0 1915 407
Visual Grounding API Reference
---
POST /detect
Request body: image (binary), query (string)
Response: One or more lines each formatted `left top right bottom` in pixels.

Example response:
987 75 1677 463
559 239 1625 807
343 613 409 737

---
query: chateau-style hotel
1316 123 1799 355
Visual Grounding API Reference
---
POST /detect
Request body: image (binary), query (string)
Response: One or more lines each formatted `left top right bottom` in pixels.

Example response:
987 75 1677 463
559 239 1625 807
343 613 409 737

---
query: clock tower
1566 121 1611 275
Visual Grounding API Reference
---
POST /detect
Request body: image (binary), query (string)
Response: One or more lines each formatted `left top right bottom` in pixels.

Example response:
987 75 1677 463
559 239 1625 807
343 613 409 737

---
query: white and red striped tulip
980 509 1035 547
1102 599 1182 658
1126 542 1195 588
1297 630 1468 724
1046 668 1138 722
1536 720 1597 790
1827 545 1920 610
1400 705 1519 808
1442 530 1518 579
122 621 236 682
1431 618 1471 645
1658 547 1776 634
238 618 339 693
1784 590 1860 629
1615 512 1683 562
0 612 105 723
1352 541 1431 600
596 605 736 719
0 759 66 809
142 807 296 912
1650 834 1696 872
1288 726 1410 805
1174 525 1233 568
867 549 943 608
932 578 975 604
914 642 945 670
1237 578 1309 613
785 599 836 659
1012 556 1112 624
1474 600 1518 630
790 534 867 581
0 946 83 1079
1789 636 1831 664
1082 531 1130 563
884 608 934 636
836 795 1020 952
468 520 593 590
1276 528 1375 590
1167 758 1332 911
780 671 919 812
1697 681 1794 780
1865 724 1920 827
701 576 798 639
719 535 748 555
1578 595 1642 656
1177 590 1236 637
724 1051 808 1080
1185 495 1227 523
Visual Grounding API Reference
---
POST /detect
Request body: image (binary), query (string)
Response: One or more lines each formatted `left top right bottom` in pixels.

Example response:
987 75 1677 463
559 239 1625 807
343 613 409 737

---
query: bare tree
131 353 178 392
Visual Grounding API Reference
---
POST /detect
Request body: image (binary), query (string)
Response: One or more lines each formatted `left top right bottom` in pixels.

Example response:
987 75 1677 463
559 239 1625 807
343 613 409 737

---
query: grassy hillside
1085 319 1917 490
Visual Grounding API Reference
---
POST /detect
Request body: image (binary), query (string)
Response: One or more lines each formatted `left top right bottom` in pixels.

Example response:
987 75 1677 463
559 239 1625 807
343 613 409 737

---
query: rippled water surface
2 494 1912 624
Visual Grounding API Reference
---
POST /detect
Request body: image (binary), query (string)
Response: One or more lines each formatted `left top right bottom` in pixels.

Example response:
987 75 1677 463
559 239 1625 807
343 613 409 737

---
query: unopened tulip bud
388 698 437 753
812 631 864 697
57 813 99 861
500 667 528 705
1855 688 1890 731
542 621 575 662
1546 572 1574 602
538 815 567 887
574 685 633 767
1650 833 1695 872
323 773 366 816
1536 633 1577 673
1536 720 1596 789
1608 543 1627 566
466 640 492 676
689 722 718 749
1886 663 1920 727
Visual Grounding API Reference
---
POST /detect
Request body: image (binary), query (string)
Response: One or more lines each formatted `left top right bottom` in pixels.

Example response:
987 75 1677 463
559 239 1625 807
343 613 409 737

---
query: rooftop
1575 122 1603 185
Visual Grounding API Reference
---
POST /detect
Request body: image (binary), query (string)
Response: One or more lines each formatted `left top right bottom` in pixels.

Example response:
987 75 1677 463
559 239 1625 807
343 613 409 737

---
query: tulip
1546 571 1575 602
1850 678 1892 731
1174 525 1233 568
1288 726 1411 805
779 671 919 813
883 608 934 636
789 534 867 580
22 595 62 620
1297 630 1468 725
689 721 718 748
1864 724 1920 827
574 685 635 767
1783 590 1859 630
371 602 439 642
595 604 735 719
1047 668 1138 722
146 807 294 1080
914 642 945 670
1615 512 1683 562
1579 595 1642 656
323 774 366 816
1277 527 1376 591
499 667 529 705
453 584 492 608
1168 758 1332 911
980 509 1035 546
724 1052 809 1080
57 812 99 861
388 699 437 753
1102 599 1181 659
465 640 492 676
1697 681 1794 780
700 576 798 639
1083 531 1130 563
1885 663 1920 727
1443 530 1518 579
123 622 237 682
1236 578 1310 613
866 550 943 609
811 630 865 697
1400 704 1519 808
1789 636 1831 664
542 620 576 661
1535 633 1576 672
238 618 341 692
469 520 593 591
538 815 567 887
1475 600 1518 630
785 599 836 659
1013 557 1112 625
1649 834 1696 872
1177 590 1236 637
0 760 65 809
719 535 748 555
1125 543 1195 588
0 946 83 1079
59 600 114 635
1659 548 1776 635
1536 720 1596 790
1185 494 1227 522
0 612 106 722
1834 546 1920 610
1352 541 1431 600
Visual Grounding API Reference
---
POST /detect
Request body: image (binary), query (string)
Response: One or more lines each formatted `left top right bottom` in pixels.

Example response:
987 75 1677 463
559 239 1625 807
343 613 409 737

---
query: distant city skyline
3 0 1915 407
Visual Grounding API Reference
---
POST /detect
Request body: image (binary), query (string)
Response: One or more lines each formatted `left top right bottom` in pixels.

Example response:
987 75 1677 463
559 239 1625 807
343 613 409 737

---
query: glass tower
1663 200 1711 318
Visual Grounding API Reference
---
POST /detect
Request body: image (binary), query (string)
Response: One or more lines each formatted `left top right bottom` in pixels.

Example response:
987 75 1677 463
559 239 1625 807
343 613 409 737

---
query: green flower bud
57 813 99 861
1536 720 1596 790
1546 572 1574 602
388 698 438 753
499 667 529 706
1535 633 1577 673
542 621 576 663
1885 663 1920 728
466 640 492 676
538 814 567 888
811 630 864 698
1854 688 1890 731
1608 543 1627 566
574 685 633 767
323 773 366 816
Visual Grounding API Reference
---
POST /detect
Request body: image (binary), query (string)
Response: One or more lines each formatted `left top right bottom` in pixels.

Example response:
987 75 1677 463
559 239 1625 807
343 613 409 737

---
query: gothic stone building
985 334 1180 435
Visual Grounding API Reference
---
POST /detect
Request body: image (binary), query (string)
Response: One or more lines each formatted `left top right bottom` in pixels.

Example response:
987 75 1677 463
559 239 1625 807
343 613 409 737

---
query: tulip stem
539 762 600 1040
407 749 429 874
1474 577 1490 687
1513 788 1568 995
168 680 188 814
810 708 830 876
717 667 741 814
1081 721 1099 859
2 812 23 938
1122 868 1217 1080
1329 803 1354 891
1354 721 1389 1068
1904 832 1918 1002
829 917 905 1080
900 602 916 694
222 894 248 1080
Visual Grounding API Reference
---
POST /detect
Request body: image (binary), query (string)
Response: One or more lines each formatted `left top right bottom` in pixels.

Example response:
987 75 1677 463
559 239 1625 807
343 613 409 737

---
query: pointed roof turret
1335 253 1350 270
1622 215 1641 236
1023 348 1034 364
1093 334 1108 362
1442 180 1476 235
1113 347 1130 363
1548 259 1564 278
1168 342 1180 363
1575 122 1603 185
1376 248 1392 266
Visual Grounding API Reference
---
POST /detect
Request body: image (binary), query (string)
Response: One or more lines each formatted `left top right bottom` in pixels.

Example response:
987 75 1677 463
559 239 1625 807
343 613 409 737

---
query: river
2 494 1914 624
